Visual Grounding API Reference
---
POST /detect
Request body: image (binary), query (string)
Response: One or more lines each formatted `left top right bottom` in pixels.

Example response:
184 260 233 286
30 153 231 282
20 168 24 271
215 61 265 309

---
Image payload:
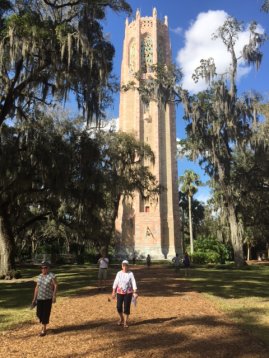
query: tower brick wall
115 8 182 260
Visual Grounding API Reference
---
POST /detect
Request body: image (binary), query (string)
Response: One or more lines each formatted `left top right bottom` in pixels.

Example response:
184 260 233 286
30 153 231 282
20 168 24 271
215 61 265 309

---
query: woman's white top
113 270 137 294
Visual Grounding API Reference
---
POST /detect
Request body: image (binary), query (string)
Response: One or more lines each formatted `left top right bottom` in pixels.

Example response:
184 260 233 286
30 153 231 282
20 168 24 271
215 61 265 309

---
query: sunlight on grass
0 264 99 331
190 265 269 348
0 308 34 331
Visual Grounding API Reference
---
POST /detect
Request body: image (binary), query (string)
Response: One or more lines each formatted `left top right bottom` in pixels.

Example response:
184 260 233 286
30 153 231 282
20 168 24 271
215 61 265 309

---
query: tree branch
43 0 80 9
15 212 51 235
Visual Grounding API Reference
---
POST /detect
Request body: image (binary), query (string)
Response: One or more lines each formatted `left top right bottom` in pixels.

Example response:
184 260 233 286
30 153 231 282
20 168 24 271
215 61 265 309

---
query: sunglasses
41 266 48 269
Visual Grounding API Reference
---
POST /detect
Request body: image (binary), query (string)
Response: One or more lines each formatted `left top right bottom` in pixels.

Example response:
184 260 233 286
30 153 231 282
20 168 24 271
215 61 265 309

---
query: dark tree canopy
0 0 134 275
0 0 131 126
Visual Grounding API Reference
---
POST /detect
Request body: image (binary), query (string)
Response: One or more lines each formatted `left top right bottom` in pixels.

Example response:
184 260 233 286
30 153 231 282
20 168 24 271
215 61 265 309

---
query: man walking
98 253 109 291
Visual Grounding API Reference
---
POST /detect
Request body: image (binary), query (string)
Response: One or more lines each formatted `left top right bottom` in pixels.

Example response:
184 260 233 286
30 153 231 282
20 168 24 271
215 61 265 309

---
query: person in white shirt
97 254 109 290
112 260 138 328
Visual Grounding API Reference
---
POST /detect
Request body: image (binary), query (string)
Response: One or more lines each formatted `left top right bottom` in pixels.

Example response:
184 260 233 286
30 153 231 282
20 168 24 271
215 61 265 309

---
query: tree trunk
112 193 122 232
31 236 38 256
181 208 185 253
217 160 244 266
247 244 250 261
227 202 245 266
0 208 16 276
188 195 194 255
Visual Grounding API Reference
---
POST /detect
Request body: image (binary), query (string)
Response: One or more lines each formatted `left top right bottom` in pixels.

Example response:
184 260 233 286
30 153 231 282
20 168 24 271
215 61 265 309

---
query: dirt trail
0 266 268 358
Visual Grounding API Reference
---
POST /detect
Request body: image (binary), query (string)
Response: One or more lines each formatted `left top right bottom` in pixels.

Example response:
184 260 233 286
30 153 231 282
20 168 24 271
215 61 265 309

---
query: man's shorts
98 268 108 280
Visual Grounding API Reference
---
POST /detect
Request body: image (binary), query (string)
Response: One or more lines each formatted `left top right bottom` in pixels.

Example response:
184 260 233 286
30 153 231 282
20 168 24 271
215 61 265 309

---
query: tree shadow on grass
54 313 269 358
132 316 177 326
19 320 111 339
50 320 110 335
0 281 34 309
224 306 269 348
39 317 178 338
0 265 99 310
49 316 178 336
117 314 269 357
133 265 269 300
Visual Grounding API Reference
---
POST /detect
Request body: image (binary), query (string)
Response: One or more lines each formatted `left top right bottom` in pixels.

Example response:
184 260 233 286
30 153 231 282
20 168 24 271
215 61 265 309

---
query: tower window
141 35 153 73
142 101 149 113
129 40 136 74
158 38 166 64
145 206 150 212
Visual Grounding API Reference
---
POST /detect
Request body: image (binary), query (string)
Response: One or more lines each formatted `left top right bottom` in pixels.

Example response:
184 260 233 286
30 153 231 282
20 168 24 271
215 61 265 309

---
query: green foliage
191 235 231 264
179 170 202 254
76 255 85 265
229 145 269 251
192 251 218 264
135 17 267 266
179 192 205 228
178 170 201 197
0 107 160 274
262 0 269 12
122 63 182 107
0 0 131 126
93 130 160 249
0 0 133 275
4 270 22 279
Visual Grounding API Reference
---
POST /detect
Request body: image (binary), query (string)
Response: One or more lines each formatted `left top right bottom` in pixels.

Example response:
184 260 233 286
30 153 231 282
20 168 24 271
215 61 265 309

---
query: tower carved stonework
115 8 182 259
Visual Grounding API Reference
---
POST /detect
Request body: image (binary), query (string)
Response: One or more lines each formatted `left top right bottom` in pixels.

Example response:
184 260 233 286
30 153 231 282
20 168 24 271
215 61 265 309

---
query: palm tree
179 170 201 254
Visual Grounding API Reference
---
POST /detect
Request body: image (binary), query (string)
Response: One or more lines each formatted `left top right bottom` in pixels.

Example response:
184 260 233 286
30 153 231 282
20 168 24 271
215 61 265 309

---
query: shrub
191 251 208 264
76 255 85 264
84 252 99 264
4 270 22 279
13 270 22 279
191 235 231 264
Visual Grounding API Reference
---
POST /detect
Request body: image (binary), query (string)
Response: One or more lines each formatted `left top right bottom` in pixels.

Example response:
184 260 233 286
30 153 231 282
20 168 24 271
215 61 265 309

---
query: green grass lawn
0 264 99 331
187 264 269 348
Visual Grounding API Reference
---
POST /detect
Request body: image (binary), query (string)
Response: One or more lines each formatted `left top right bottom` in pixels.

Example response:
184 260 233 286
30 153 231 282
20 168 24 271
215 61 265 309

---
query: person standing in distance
183 251 191 276
172 253 180 273
112 260 138 328
146 254 151 268
32 261 57 337
97 253 109 291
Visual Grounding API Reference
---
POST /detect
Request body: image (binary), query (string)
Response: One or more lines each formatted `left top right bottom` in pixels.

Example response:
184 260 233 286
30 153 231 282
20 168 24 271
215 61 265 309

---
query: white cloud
102 117 119 131
170 26 183 35
176 137 192 158
85 118 119 134
195 188 212 204
176 10 263 92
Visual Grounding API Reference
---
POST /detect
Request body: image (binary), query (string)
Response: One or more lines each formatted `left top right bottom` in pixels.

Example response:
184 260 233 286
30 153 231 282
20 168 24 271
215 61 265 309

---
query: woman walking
112 260 138 328
32 261 58 336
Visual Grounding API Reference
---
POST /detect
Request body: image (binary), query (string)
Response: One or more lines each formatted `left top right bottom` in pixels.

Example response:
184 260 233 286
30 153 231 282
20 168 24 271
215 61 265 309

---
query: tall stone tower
115 8 182 260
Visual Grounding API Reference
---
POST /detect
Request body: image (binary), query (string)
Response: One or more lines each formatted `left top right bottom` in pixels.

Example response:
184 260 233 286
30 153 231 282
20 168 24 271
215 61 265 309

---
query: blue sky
102 0 269 203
